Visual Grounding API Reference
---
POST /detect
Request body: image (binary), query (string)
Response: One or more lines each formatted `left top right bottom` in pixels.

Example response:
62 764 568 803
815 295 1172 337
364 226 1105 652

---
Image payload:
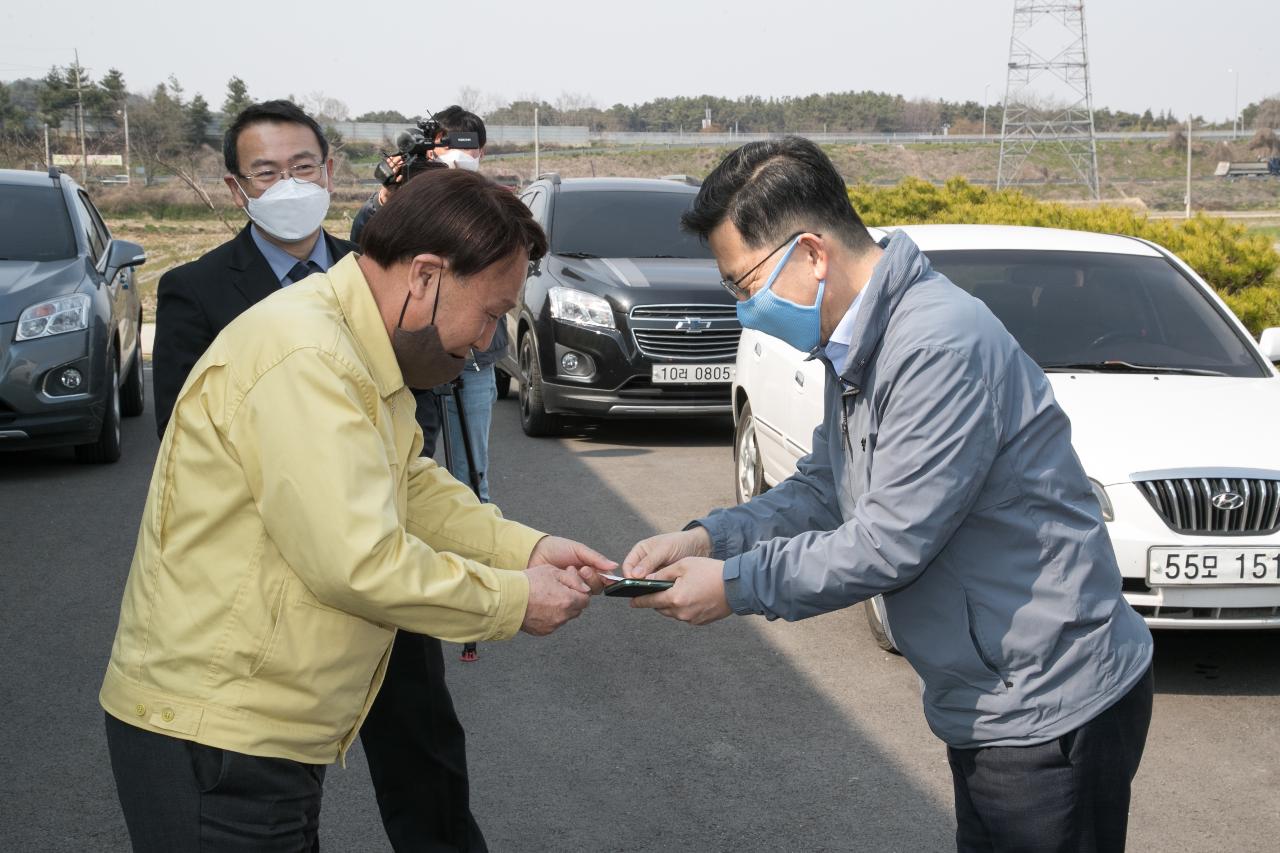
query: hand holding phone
600 572 674 598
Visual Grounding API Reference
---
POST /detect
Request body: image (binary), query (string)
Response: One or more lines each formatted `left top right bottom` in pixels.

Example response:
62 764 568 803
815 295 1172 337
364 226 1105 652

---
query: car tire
517 332 560 436
494 368 512 400
76 350 122 464
120 341 145 418
864 597 899 653
734 400 767 505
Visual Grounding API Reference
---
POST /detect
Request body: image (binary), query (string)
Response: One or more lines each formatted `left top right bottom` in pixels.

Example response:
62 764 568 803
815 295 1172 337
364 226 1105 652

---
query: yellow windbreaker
100 253 542 764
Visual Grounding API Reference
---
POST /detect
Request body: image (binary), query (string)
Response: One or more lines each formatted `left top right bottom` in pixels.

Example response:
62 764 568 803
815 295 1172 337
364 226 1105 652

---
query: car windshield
0 184 76 263
551 190 713 259
928 249 1269 378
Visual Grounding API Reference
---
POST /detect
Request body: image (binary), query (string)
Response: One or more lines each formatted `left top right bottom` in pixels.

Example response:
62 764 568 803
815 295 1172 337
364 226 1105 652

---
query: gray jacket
696 232 1152 748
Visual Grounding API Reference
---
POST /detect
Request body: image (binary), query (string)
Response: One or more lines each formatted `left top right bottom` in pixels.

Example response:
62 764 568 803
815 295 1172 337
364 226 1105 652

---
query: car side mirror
1254 326 1280 361
105 239 147 284
1258 327 1280 363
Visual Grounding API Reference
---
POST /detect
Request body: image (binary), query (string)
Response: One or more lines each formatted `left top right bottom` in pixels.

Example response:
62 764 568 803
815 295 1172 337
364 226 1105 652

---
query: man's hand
629 557 731 625
520 564 592 636
529 536 617 594
622 527 712 578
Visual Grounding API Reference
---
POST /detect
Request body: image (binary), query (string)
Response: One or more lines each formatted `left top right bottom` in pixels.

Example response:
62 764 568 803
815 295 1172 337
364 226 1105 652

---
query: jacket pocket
248 577 289 678
964 592 1010 690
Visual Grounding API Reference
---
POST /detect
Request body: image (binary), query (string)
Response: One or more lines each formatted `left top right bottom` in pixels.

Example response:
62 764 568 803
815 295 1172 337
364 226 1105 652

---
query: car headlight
1089 479 1115 522
548 286 615 330
16 293 90 341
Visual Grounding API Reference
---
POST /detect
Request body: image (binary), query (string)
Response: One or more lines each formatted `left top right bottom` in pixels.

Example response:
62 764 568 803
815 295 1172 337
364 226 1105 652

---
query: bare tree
302 91 350 122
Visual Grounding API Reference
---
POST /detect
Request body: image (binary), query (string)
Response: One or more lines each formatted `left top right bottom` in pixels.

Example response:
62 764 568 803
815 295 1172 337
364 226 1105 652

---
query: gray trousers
105 712 326 852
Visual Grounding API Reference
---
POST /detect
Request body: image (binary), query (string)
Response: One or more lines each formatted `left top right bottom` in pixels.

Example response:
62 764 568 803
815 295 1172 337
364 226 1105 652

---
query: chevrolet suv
500 176 739 436
0 168 147 462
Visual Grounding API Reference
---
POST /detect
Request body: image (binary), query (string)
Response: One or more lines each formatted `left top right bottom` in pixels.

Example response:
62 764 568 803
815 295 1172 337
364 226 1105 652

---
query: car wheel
734 400 766 505
517 333 560 436
494 367 512 400
75 350 122 464
864 597 899 653
120 340 145 418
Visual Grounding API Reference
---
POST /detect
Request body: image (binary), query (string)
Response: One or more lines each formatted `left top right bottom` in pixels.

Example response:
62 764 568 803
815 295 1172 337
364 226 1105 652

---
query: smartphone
603 578 674 598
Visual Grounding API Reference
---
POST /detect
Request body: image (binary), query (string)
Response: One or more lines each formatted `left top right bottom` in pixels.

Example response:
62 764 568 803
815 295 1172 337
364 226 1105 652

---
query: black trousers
107 632 485 852
106 711 326 851
361 631 487 852
947 665 1154 853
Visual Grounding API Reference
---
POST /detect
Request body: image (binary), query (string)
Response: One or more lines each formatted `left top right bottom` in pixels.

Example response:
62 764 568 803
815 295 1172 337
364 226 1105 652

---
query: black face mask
391 272 466 390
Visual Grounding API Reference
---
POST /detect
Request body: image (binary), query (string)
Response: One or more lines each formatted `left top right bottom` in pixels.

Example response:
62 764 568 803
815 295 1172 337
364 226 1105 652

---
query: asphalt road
1 372 1277 851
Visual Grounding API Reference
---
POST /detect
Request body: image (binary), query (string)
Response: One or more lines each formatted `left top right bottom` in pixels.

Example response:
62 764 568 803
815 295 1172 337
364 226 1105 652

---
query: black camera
374 116 482 187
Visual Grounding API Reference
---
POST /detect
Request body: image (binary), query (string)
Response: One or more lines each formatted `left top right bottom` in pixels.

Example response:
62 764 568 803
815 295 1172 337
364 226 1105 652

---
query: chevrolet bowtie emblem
675 318 712 332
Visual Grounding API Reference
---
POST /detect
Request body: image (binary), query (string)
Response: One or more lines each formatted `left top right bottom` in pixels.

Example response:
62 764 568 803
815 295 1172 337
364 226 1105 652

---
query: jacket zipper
840 384 860 456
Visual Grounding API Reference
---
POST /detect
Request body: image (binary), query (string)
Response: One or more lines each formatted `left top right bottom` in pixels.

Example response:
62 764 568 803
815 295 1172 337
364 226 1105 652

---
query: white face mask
237 173 331 242
436 149 481 172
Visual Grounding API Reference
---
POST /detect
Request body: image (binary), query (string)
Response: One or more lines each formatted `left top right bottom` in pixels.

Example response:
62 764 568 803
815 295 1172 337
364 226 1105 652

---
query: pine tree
222 76 252 119
186 94 213 148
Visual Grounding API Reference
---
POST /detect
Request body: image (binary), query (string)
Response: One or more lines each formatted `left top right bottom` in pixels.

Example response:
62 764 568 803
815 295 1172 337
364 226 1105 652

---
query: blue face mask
735 236 826 353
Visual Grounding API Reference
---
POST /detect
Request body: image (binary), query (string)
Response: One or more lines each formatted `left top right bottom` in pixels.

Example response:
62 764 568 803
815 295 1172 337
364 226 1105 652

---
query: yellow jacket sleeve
404 456 545 571
226 348 529 642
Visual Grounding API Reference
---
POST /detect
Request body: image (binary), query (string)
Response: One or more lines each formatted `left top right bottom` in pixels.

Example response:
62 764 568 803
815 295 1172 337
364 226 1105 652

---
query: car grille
1137 476 1280 535
629 304 740 361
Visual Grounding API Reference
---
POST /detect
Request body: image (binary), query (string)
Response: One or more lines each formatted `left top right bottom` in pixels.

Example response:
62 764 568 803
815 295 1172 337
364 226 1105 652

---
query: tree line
2 65 1278 174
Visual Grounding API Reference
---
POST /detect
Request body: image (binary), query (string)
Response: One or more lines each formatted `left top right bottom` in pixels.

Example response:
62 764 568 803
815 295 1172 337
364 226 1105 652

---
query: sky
1 0 1276 123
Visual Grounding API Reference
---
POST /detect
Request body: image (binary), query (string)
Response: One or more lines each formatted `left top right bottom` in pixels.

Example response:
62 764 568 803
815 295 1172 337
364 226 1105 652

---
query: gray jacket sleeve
693 398 846 557
723 345 1002 621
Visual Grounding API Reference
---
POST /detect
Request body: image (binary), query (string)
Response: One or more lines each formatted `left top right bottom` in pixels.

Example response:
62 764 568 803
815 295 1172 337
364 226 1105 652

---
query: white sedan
732 224 1280 649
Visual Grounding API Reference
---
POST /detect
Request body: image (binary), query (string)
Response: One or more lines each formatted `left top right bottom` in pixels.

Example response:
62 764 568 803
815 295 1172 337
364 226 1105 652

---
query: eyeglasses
719 231 813 300
240 161 325 191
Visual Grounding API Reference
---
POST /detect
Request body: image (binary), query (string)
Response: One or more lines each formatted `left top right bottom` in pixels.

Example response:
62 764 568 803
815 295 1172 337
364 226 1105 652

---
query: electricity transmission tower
997 1 1100 199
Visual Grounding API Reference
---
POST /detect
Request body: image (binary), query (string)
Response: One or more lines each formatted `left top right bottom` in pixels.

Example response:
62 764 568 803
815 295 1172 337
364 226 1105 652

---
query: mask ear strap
396 289 412 329
429 268 444 324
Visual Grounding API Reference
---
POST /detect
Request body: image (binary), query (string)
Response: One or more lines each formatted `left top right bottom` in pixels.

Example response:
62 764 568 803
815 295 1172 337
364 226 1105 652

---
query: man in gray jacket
623 137 1153 853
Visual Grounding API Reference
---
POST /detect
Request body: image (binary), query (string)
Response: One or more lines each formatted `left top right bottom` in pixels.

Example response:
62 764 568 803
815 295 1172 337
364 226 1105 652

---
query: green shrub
848 178 1280 331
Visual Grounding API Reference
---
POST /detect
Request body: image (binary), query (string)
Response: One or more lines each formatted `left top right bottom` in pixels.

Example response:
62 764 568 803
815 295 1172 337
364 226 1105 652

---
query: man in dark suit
152 100 489 852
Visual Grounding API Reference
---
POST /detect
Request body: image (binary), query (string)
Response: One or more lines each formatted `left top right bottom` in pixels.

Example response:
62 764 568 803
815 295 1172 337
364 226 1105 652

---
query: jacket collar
836 230 932 389
325 253 405 398
230 225 354 306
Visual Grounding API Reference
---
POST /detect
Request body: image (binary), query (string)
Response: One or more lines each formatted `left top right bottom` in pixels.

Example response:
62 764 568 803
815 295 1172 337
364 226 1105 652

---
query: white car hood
1048 374 1280 485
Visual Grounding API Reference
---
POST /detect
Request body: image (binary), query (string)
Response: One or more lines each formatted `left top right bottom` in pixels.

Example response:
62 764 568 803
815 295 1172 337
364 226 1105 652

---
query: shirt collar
823 279 869 369
250 225 332 283
326 253 405 398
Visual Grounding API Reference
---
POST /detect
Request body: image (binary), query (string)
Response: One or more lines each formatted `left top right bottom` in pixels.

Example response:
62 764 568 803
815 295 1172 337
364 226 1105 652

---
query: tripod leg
451 376 483 498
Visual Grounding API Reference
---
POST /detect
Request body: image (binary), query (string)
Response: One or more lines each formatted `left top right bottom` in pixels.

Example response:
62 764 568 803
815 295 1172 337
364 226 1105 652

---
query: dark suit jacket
152 225 357 437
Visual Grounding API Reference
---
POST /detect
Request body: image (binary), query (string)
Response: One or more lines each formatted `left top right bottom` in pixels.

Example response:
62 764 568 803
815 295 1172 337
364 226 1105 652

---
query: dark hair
361 169 546 273
682 136 873 253
223 100 329 176
432 105 487 149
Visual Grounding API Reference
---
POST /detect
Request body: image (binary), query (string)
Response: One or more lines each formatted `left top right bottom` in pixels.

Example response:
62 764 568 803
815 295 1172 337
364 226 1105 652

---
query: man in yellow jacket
101 169 612 850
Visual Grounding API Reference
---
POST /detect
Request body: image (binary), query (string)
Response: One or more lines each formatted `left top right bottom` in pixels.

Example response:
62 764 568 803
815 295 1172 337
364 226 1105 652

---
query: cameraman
353 107 504 503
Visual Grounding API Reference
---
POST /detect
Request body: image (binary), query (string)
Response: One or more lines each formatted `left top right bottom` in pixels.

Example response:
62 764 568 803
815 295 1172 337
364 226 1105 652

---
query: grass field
103 138 1279 323
108 210 1280 325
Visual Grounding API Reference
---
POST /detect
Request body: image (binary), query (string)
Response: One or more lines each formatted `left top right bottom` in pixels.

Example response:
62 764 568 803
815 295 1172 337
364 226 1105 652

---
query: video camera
374 114 482 187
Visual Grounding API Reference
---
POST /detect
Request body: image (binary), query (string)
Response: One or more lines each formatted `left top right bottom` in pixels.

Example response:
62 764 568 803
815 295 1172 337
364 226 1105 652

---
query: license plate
1147 548 1280 585
651 364 735 384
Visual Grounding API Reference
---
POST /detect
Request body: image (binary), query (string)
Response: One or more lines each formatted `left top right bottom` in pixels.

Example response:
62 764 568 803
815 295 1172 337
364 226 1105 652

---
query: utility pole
121 102 131 185
74 49 87 184
1185 116 1192 219
43 123 51 168
1229 68 1240 138
983 83 991 140
533 107 540 177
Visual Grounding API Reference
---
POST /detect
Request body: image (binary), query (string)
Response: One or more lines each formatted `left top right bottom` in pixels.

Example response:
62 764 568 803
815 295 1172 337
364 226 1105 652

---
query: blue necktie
286 260 323 284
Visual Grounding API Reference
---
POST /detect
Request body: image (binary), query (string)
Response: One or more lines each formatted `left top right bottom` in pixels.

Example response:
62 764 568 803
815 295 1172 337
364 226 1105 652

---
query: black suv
500 176 739 435
0 168 147 462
